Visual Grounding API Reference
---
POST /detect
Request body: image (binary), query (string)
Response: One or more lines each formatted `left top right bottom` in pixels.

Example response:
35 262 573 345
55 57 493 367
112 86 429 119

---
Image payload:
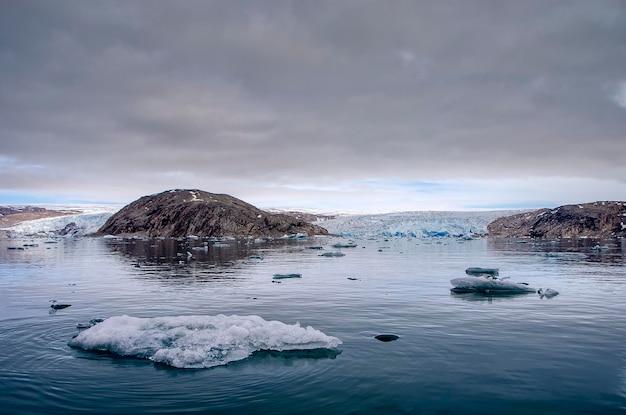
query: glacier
2 204 517 239
314 210 515 239
2 205 120 237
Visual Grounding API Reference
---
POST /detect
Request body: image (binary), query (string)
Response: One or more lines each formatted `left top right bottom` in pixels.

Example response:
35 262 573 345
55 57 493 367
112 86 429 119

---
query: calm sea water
1 235 625 414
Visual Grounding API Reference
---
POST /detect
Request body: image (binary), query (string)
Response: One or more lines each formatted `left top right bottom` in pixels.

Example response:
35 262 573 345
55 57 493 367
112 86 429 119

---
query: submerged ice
69 314 342 369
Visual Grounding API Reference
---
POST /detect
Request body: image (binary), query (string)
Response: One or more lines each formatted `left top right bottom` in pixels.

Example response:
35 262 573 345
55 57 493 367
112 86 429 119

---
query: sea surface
1 235 625 414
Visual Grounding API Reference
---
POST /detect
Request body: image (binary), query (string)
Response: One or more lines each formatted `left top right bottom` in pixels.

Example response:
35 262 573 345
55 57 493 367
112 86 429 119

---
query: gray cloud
1 0 625 208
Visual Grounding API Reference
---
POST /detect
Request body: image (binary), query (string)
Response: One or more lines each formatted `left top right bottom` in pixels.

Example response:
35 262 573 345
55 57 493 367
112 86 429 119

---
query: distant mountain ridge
487 201 626 239
95 189 329 238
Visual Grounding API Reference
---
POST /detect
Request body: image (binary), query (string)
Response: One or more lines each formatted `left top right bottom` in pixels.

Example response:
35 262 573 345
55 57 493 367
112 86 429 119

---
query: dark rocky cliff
487 201 626 239
96 189 329 238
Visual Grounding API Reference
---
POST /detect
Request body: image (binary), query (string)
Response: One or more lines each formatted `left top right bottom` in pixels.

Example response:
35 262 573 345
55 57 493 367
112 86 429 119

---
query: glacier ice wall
3 204 517 239
315 211 514 238
3 205 119 237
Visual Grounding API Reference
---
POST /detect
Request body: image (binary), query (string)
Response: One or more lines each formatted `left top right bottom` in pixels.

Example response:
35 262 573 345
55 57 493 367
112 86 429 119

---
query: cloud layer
2 1 625 210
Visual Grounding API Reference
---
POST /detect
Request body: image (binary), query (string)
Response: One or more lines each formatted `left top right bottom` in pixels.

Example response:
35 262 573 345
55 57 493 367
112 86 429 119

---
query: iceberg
69 314 342 369
450 275 536 294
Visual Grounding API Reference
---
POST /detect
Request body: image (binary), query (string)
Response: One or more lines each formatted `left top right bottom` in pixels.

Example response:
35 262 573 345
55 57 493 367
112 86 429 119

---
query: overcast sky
1 0 625 211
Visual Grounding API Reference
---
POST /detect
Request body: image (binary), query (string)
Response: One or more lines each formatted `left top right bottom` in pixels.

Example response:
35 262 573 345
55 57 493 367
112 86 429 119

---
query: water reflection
103 237 260 265
488 237 625 264
249 348 342 362
102 236 324 284
450 291 536 304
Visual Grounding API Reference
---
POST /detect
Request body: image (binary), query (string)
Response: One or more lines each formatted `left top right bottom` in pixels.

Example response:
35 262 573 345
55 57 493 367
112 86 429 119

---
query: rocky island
95 189 329 238
487 201 626 239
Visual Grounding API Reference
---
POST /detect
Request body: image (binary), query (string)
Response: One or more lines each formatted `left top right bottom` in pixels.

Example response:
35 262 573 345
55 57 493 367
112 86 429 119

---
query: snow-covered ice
69 314 342 369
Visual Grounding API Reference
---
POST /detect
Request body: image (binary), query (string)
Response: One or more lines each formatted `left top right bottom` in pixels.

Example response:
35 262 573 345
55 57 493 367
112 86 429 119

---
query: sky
1 0 626 212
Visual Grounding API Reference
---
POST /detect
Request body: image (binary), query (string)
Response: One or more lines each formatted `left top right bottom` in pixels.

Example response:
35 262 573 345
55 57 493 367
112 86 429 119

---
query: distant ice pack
69 314 342 369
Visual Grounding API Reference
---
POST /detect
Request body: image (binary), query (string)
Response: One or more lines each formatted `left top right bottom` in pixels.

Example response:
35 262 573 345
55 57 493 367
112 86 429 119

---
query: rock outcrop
487 201 626 239
95 189 329 238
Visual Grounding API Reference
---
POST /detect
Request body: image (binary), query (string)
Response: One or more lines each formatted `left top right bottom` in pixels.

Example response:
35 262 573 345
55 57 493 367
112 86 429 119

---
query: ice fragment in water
319 252 345 257
537 288 559 298
465 267 499 277
332 242 358 248
273 273 302 279
450 276 535 294
69 314 342 369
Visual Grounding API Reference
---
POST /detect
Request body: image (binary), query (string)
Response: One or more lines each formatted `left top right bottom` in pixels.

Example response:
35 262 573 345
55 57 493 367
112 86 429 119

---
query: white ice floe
69 314 341 369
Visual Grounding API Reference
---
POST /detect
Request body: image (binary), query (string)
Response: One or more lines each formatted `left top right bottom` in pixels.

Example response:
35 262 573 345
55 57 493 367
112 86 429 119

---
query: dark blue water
1 236 625 414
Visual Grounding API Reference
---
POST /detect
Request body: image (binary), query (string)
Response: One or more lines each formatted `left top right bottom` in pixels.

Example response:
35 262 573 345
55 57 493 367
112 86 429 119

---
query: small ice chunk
537 288 559 298
332 242 358 248
465 267 499 277
319 252 345 257
272 273 302 279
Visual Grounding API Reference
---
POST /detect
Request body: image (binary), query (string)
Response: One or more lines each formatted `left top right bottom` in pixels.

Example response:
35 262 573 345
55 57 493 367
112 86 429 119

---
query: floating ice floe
272 273 302 279
451 268 559 298
450 275 536 294
319 251 345 257
465 267 499 277
50 302 72 310
68 314 341 369
332 241 358 248
537 288 560 299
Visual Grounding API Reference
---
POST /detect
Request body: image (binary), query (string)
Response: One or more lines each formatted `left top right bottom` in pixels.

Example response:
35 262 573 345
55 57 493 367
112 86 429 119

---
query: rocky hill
487 201 626 239
95 189 329 238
